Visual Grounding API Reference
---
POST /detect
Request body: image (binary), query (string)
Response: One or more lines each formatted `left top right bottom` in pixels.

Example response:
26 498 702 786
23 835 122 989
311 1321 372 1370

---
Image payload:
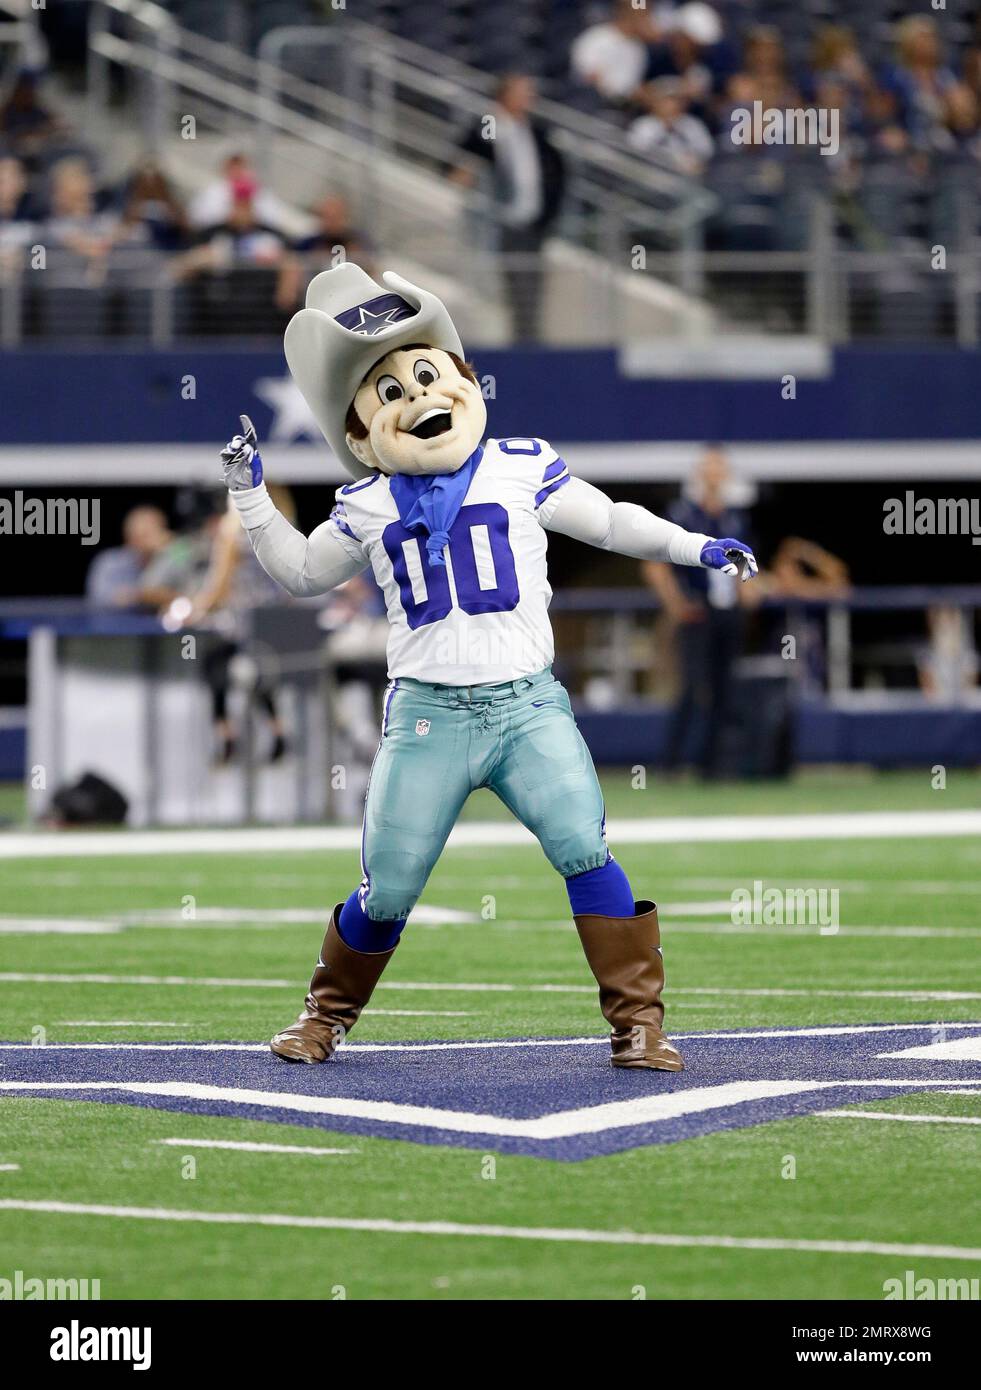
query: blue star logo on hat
335 293 416 337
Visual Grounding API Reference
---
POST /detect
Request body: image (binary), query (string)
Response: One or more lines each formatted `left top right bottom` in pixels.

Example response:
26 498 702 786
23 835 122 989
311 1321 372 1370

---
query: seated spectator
85 506 174 609
117 161 188 252
729 25 800 111
0 72 65 167
293 194 374 270
645 3 724 117
43 158 118 274
0 156 38 259
809 25 871 104
188 151 291 234
569 0 659 104
278 193 376 309
176 185 288 276
938 83 981 160
855 84 911 160
628 79 714 177
882 16 957 151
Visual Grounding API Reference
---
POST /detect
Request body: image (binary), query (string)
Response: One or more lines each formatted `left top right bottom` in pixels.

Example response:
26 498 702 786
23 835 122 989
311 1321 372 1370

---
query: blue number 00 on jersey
382 502 520 630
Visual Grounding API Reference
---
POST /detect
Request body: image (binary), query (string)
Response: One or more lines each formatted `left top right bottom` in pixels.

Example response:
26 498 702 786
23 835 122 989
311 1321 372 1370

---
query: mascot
220 263 757 1072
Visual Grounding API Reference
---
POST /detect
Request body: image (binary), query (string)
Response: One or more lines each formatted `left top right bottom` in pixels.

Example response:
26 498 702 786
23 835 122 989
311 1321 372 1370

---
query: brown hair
345 347 479 440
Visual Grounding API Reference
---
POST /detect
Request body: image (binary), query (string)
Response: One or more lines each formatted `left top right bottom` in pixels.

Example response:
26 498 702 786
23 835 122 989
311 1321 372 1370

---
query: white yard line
0 1023 978 1056
1 971 978 1004
3 917 972 939
154 1139 356 1156
818 1110 981 1126
0 1199 978 1261
1 809 979 860
0 1165 20 1172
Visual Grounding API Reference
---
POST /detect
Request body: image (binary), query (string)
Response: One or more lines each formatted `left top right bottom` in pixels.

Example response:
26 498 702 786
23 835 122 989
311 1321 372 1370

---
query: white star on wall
252 375 322 443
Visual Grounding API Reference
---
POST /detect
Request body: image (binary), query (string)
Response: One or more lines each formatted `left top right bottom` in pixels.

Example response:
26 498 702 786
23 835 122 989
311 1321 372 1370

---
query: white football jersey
326 438 571 684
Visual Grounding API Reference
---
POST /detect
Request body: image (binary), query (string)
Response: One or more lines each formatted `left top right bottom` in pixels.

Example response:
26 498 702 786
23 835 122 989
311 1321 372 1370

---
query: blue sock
565 857 636 918
337 890 406 953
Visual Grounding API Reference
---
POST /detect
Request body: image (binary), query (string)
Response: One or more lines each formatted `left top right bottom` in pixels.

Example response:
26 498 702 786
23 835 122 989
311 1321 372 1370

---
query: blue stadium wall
2 345 981 444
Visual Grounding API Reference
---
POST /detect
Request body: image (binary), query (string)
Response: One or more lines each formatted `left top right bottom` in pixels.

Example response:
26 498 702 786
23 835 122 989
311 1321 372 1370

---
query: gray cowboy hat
284 263 466 480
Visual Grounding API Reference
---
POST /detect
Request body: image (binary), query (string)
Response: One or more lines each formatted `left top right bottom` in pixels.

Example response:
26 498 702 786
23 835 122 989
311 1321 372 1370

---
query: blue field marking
1 1025 979 1161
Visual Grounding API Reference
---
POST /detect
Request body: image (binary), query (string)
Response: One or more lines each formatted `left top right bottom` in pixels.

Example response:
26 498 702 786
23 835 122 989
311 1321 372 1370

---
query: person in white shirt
628 78 715 175
570 0 660 102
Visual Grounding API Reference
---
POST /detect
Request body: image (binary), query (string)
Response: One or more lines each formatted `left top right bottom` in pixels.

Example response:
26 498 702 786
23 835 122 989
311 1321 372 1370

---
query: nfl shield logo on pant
415 718 431 736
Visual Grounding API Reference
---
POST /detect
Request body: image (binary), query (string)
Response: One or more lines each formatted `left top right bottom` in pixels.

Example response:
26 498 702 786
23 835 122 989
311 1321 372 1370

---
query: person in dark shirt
644 446 752 777
450 74 565 342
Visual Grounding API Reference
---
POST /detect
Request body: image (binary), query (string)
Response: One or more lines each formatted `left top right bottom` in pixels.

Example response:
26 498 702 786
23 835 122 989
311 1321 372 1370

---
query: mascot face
345 346 487 477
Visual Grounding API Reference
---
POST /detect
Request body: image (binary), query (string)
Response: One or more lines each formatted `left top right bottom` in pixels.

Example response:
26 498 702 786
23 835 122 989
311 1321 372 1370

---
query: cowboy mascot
220 264 756 1072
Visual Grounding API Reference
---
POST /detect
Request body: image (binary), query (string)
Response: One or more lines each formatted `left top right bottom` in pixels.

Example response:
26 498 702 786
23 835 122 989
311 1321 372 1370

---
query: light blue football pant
358 667 609 921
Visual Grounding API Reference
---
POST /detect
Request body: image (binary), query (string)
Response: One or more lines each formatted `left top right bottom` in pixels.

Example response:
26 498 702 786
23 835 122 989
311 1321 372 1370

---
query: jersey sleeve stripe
329 504 359 541
541 456 568 484
534 472 570 508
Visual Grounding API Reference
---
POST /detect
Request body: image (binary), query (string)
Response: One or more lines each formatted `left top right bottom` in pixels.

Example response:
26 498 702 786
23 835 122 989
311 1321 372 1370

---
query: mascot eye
413 359 438 387
376 375 404 404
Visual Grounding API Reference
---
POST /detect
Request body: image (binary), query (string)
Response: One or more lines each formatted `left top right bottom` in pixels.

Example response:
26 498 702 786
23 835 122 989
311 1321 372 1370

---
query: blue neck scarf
388 445 484 567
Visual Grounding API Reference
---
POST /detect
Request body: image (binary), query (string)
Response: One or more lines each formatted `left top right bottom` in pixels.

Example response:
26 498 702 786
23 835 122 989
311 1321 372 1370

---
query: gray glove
220 415 263 492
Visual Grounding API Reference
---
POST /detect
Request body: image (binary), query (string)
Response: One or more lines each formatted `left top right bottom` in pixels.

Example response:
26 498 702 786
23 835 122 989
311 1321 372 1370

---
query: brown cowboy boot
574 900 684 1071
270 904 397 1063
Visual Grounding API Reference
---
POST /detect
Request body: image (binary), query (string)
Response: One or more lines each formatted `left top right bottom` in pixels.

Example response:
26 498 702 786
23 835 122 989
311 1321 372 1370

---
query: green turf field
0 770 979 1300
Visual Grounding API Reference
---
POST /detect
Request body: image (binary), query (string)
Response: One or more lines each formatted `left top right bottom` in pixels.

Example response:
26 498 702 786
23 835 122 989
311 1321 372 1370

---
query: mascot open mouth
407 408 453 440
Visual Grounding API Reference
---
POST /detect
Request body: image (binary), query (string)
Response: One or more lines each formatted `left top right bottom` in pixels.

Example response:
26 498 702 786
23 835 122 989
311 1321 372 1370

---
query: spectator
186 491 297 764
188 151 291 233
173 186 290 333
278 193 376 309
569 0 659 104
451 74 565 342
730 25 799 109
643 447 752 778
645 3 724 115
117 161 188 252
918 605 979 703
44 158 118 272
809 25 871 104
883 16 957 150
628 79 714 176
0 72 64 166
0 156 37 260
85 506 174 609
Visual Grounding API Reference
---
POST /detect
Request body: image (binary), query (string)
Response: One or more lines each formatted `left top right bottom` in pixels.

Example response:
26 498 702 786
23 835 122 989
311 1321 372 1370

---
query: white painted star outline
346 304 407 336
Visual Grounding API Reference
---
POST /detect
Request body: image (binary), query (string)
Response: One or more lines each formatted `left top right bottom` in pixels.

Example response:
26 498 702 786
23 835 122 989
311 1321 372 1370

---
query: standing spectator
643 447 752 778
451 74 565 342
569 0 659 104
186 491 296 764
628 79 714 176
